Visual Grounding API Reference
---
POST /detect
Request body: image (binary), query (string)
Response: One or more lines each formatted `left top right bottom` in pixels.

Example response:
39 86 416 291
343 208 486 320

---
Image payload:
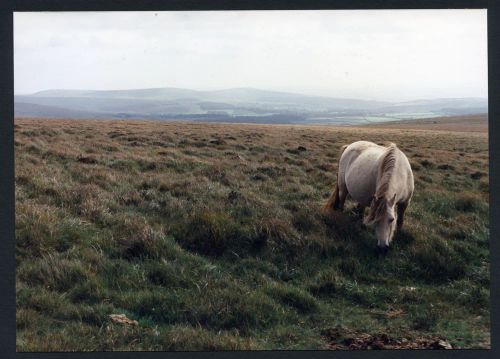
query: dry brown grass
359 113 488 133
15 117 489 351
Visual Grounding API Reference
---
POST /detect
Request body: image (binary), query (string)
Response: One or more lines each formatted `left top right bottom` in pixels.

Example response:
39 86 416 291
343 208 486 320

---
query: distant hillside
377 98 488 116
24 87 388 110
15 87 488 124
14 102 105 119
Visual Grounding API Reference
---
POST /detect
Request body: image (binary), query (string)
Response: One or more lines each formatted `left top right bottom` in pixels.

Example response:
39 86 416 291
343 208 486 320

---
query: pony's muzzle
376 245 389 255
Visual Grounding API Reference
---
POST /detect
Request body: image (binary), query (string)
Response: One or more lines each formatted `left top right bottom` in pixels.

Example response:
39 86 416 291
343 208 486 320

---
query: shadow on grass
393 228 416 248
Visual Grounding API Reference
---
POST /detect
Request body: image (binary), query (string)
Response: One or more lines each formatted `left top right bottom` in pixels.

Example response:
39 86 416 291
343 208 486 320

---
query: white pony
324 141 414 252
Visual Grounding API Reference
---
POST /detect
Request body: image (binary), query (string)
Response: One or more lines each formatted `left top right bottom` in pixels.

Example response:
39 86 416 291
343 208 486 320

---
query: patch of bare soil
322 327 453 350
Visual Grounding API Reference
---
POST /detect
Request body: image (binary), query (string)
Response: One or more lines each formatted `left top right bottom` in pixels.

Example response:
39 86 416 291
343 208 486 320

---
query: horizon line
14 86 489 103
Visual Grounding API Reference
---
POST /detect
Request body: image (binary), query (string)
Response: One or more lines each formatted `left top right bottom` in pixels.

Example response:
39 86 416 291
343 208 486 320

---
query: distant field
358 113 488 133
15 88 488 123
15 118 489 351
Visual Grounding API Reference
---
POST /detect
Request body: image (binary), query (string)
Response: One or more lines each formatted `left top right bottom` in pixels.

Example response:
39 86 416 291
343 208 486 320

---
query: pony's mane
375 143 397 198
364 143 398 225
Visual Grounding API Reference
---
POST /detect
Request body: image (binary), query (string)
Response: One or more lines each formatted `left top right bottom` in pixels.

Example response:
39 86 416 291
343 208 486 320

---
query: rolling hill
15 87 488 124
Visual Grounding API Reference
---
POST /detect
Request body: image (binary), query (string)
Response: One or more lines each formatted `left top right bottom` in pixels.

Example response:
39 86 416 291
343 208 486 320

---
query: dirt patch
322 326 453 350
76 155 98 164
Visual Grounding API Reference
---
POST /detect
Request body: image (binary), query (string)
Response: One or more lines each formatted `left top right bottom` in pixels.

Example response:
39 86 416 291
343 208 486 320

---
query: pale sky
14 10 487 101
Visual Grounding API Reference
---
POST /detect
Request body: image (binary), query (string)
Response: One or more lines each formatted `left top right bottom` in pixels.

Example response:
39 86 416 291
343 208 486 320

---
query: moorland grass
15 118 489 350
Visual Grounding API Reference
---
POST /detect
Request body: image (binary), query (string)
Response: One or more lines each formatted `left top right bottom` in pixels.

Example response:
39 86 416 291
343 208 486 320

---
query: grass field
361 113 488 133
15 118 489 351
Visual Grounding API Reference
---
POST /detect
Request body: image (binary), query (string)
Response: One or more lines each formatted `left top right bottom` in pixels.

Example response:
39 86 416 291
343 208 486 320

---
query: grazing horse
324 141 414 252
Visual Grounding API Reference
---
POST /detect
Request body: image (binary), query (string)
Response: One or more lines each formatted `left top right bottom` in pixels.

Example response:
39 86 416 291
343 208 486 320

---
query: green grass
15 119 490 350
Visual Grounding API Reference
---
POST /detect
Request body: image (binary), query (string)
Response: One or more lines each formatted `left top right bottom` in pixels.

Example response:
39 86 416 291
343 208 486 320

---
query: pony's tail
323 145 348 212
323 183 340 212
322 145 348 213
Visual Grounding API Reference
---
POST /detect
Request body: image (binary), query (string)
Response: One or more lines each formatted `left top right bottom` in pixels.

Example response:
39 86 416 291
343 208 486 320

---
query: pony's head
364 193 397 253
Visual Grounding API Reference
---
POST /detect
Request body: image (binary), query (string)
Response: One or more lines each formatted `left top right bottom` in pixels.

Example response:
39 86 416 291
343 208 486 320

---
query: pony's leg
397 201 409 229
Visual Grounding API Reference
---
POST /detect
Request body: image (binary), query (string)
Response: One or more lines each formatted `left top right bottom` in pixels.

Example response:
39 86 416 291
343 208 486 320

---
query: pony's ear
371 195 383 206
389 193 396 206
363 214 375 226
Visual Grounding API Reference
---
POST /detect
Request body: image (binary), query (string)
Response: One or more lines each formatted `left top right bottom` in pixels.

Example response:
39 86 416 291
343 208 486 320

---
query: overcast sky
14 10 487 101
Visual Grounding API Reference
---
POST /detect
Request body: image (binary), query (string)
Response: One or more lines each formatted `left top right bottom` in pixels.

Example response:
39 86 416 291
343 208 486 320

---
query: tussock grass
15 118 489 350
